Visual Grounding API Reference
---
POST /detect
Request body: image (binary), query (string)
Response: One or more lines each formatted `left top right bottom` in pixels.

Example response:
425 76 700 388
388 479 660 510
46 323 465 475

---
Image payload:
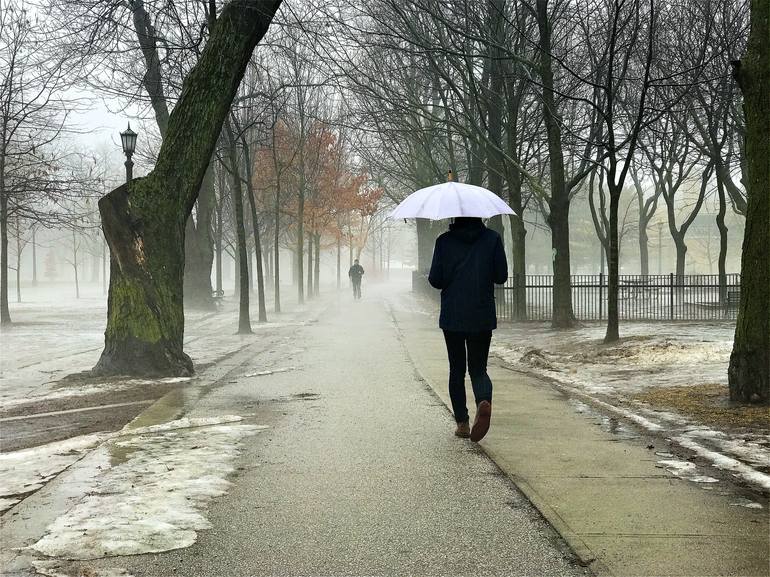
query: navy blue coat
428 219 508 332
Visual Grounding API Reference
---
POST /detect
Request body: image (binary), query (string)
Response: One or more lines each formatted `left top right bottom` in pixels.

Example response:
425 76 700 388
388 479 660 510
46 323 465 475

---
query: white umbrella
389 172 516 220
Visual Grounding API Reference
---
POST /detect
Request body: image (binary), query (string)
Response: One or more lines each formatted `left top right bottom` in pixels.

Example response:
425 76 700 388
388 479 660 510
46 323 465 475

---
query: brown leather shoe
470 401 491 442
454 420 470 438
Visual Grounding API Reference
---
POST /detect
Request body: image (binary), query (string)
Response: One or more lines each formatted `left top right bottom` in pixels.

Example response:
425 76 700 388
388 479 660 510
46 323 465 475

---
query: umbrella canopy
389 177 515 220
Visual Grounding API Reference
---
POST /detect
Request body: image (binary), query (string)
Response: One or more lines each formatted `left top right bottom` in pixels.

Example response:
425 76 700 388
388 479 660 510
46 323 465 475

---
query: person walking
428 217 508 442
348 259 365 299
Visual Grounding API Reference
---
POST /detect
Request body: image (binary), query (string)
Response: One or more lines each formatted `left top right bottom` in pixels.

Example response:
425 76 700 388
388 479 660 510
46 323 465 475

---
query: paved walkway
79 289 585 576
388 290 770 577
9 284 767 577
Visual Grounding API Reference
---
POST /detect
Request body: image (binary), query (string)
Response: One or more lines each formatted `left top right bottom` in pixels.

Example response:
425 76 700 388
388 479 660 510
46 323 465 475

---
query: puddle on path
568 399 639 440
244 367 296 378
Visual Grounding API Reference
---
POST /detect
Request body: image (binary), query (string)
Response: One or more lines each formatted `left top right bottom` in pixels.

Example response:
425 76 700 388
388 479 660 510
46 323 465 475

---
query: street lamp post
120 123 137 184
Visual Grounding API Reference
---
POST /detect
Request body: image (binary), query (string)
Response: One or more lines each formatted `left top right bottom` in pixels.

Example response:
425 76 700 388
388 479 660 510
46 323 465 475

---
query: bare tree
93 0 282 377
0 1 82 324
645 118 708 279
46 0 220 309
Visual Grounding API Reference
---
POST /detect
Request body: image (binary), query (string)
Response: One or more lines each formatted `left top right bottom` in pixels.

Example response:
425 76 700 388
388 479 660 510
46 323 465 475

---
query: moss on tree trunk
94 0 281 377
728 0 770 403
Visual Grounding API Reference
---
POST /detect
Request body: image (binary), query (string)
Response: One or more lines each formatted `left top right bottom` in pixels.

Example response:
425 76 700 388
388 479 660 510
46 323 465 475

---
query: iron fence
496 274 741 322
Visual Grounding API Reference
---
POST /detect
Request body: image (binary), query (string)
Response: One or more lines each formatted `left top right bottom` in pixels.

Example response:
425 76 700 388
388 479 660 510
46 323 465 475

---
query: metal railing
496 273 741 322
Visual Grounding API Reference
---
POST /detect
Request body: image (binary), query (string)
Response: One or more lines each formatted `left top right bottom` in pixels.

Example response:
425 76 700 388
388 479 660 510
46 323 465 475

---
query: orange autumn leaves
250 121 382 251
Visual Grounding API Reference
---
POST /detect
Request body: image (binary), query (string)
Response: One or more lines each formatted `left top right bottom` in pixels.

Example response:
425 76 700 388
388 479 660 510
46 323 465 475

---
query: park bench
619 278 654 299
212 289 225 307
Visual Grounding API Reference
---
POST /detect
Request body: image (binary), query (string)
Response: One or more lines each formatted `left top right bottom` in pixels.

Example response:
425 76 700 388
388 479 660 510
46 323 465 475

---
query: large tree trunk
183 165 216 309
604 190 621 342
15 220 21 303
93 1 280 376
306 229 313 299
537 0 574 328
673 236 687 279
638 227 649 277
716 174 728 305
337 233 341 289
102 240 107 295
243 143 267 323
32 227 37 286
134 1 215 311
0 151 10 325
485 0 505 246
296 197 305 305
215 210 223 295
729 0 769 403
504 74 527 320
508 212 527 319
416 219 436 273
226 123 252 334
274 189 281 312
72 230 80 299
313 232 320 297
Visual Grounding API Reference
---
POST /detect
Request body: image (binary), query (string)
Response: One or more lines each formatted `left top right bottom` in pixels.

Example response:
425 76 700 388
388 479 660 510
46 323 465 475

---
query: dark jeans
442 330 493 423
351 278 362 299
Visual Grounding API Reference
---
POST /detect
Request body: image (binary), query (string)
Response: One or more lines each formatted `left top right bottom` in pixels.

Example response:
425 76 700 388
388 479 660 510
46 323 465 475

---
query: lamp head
120 123 137 155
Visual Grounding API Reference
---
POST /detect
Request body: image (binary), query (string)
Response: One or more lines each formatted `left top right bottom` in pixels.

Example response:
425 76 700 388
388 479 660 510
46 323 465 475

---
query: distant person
428 217 508 442
348 259 365 299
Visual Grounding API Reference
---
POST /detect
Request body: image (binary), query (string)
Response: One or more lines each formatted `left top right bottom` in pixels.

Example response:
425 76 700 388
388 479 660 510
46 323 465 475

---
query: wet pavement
389 290 770 577
0 383 178 452
46 289 586 577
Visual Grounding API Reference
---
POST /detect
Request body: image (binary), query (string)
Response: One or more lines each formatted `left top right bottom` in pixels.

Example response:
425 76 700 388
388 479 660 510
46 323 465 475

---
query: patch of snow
244 367 295 378
568 399 591 414
492 322 735 394
0 433 107 513
30 417 266 560
695 433 770 469
490 321 770 492
656 458 719 484
728 497 764 509
0 496 21 510
124 415 259 436
673 435 770 491
558 383 664 433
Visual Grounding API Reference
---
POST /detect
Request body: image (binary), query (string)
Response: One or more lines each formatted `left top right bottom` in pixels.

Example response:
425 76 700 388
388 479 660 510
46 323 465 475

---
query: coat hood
449 217 485 244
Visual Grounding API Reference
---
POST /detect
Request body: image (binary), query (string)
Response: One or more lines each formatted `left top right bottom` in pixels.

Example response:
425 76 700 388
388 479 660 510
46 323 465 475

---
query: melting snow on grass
29 416 267 560
491 322 735 394
672 434 770 492
489 323 770 493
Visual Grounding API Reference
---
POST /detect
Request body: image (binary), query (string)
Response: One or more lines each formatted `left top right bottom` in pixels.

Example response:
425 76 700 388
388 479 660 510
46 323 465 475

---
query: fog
2 0 768 575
